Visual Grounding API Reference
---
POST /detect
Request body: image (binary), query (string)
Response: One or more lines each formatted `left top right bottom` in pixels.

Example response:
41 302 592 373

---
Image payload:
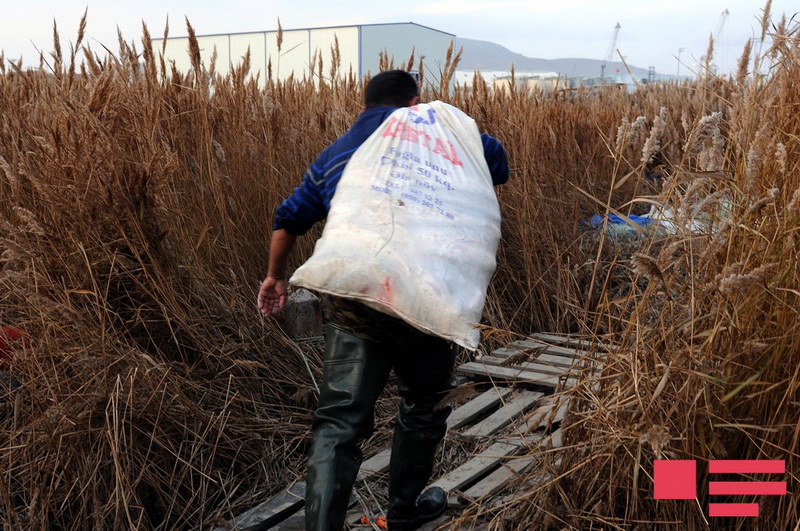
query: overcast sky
1 1 795 77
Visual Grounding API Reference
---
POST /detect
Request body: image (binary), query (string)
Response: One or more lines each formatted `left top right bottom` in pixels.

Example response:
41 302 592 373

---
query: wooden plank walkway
214 333 601 530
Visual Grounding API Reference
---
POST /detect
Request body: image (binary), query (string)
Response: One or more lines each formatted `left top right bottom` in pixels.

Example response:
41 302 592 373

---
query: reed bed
450 4 800 530
0 4 797 529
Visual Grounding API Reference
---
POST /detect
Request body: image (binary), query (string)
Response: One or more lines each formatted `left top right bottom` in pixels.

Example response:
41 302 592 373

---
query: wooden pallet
457 337 601 391
215 334 594 530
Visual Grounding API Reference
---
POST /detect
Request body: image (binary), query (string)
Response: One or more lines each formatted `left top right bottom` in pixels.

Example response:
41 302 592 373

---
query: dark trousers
304 301 457 531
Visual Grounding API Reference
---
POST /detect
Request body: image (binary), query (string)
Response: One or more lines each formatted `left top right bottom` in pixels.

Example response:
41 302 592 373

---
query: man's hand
258 275 289 316
258 229 298 317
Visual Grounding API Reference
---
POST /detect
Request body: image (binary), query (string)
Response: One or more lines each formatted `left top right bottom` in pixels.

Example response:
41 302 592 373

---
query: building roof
155 21 455 42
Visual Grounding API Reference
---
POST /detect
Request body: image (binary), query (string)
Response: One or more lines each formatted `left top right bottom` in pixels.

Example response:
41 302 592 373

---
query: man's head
364 70 420 109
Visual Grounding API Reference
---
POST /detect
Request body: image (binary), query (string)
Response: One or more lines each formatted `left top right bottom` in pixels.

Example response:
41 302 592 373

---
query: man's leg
386 331 457 530
305 324 392 531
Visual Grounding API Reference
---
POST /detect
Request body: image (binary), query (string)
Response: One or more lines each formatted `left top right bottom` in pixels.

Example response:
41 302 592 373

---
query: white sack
290 101 501 350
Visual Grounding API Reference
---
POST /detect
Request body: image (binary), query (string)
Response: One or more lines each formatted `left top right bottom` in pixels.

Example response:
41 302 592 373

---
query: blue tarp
587 213 655 228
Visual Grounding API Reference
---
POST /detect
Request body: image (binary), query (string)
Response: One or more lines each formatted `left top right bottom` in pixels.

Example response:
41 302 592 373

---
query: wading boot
386 415 448 530
304 325 392 531
387 486 447 531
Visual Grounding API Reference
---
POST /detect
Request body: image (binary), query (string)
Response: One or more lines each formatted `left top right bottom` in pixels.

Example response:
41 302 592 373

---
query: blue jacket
274 105 509 235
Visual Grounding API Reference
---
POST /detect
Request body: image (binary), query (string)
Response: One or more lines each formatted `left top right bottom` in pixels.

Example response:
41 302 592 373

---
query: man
258 70 509 530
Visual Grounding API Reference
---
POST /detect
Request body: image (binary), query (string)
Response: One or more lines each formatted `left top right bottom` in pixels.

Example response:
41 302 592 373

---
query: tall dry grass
0 4 797 529
451 4 800 530
0 18 358 529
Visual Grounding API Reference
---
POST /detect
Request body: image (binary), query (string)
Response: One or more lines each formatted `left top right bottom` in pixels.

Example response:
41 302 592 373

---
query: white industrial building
152 22 454 85
453 70 566 94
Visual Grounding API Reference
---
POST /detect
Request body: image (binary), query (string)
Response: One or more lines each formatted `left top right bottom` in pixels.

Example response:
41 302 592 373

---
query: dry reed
0 3 798 529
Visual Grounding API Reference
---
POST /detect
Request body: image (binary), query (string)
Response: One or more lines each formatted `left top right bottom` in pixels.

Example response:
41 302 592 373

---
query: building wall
230 33 266 80
307 27 360 81
152 23 452 86
492 76 567 95
267 29 311 80
153 28 357 83
360 24 453 79
159 34 231 77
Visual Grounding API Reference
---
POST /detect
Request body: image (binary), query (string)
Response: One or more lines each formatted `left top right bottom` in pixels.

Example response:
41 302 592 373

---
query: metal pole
677 47 685 79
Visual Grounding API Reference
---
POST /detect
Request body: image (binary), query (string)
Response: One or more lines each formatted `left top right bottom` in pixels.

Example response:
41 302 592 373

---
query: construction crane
600 22 621 78
712 8 730 73
701 9 729 74
714 8 730 43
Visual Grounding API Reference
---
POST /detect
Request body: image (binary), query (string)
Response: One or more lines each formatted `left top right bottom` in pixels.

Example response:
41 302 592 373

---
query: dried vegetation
0 4 798 529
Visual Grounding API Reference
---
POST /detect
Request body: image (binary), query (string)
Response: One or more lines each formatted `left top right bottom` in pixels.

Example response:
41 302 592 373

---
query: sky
0 1 796 77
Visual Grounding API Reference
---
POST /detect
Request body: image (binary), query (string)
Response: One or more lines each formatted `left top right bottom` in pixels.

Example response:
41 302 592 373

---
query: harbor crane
702 9 729 74
712 8 730 73
714 8 730 43
600 22 621 78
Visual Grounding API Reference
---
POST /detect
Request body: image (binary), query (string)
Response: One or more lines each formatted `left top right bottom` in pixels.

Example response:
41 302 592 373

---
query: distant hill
454 37 655 79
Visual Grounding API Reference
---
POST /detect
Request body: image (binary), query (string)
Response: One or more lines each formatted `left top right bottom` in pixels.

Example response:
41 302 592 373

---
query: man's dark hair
364 70 419 108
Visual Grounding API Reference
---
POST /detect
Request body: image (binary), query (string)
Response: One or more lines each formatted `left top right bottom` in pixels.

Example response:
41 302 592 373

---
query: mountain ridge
454 37 656 79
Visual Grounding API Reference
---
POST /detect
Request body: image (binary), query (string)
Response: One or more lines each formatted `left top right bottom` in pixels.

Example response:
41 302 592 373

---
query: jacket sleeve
481 134 510 186
272 163 328 236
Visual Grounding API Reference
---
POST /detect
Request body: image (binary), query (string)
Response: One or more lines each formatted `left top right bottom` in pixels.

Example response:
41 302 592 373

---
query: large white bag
290 101 501 350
